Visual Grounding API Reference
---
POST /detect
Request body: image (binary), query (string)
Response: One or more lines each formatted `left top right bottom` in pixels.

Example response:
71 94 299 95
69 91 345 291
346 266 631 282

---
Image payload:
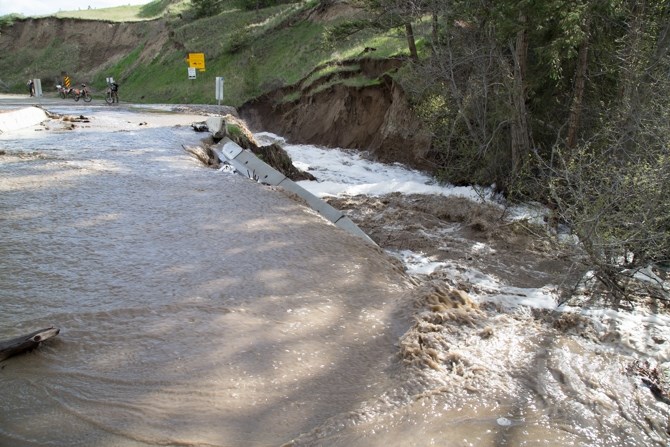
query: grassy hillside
0 0 409 107
117 0 406 107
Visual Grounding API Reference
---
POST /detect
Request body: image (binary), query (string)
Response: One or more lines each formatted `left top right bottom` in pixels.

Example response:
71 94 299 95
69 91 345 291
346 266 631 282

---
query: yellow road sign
187 53 206 71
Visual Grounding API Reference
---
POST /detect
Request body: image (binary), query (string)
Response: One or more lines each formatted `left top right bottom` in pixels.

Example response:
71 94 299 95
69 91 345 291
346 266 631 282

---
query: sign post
188 67 197 80
33 79 42 98
215 76 224 107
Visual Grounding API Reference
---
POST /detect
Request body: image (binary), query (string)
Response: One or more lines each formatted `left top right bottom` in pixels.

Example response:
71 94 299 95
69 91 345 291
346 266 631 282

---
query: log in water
0 327 60 362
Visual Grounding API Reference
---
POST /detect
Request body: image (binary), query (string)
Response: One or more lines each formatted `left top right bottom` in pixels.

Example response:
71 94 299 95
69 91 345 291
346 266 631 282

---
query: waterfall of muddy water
0 107 668 447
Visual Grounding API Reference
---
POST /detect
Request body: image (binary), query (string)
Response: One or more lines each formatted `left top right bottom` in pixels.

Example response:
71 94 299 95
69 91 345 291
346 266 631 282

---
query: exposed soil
237 0 434 174
0 17 167 84
240 67 435 175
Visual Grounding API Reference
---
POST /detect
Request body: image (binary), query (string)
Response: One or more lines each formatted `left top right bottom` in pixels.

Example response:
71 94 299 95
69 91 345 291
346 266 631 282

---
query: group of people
27 78 120 102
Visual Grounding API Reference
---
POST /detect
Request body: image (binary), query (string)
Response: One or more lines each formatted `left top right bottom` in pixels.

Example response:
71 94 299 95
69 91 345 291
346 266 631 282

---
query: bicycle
105 83 119 104
56 84 74 99
73 84 92 103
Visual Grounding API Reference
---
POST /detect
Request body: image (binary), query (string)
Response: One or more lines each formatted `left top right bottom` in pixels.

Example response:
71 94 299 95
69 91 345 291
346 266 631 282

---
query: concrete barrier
0 107 48 134
214 138 377 246
205 116 226 140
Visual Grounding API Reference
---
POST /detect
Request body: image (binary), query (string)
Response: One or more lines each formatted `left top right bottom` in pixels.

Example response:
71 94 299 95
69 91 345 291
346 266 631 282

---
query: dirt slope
240 59 434 174
0 17 166 85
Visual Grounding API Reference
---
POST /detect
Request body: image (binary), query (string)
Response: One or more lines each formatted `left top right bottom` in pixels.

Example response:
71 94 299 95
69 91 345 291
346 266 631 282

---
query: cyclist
110 81 119 103
106 81 120 104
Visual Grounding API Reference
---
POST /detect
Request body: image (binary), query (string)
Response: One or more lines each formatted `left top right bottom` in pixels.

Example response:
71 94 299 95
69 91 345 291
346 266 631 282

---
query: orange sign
187 53 206 71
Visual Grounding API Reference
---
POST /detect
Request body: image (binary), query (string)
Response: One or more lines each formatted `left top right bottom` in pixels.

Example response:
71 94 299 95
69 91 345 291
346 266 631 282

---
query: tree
544 0 670 303
190 0 221 18
390 0 670 302
362 0 426 61
402 0 539 189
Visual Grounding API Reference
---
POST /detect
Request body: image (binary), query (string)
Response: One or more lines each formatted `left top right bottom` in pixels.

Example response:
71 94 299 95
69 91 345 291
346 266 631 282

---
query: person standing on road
110 81 119 103
27 79 35 97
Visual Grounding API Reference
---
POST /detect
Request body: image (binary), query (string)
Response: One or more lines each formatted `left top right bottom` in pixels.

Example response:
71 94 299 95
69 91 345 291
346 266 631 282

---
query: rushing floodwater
1 107 668 446
0 108 413 446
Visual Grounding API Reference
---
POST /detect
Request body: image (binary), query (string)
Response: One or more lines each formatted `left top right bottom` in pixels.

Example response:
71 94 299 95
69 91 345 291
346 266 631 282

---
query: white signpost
188 67 197 80
33 79 42 97
215 76 224 106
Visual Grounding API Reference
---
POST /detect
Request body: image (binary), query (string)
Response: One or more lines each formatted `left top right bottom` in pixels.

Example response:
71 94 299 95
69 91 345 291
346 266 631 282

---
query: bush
0 13 22 29
546 121 670 302
190 0 222 18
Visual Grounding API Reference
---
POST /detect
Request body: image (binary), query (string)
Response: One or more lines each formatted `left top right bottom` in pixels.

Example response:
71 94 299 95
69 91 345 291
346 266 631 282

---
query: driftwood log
0 327 60 362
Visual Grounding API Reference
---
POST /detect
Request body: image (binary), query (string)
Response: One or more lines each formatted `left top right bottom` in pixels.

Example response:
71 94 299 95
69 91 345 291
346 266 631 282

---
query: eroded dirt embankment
239 60 434 175
0 17 166 85
237 0 434 173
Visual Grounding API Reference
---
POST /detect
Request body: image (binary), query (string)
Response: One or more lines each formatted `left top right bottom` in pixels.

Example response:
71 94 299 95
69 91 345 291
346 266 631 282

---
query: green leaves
190 0 222 18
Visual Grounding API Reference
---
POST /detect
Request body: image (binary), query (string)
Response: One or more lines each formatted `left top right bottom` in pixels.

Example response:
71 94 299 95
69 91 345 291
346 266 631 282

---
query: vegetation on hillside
63 0 403 106
0 0 399 103
362 0 670 305
0 13 21 27
50 0 185 20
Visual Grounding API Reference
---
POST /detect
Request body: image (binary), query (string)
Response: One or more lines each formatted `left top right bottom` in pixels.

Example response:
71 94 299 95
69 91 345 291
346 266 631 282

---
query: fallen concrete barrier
214 138 377 246
0 107 48 134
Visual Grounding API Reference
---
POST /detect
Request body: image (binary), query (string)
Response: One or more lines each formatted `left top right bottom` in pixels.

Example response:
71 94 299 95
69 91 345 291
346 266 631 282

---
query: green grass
55 5 155 21
53 0 187 21
343 75 383 88
114 0 406 106
138 0 184 18
301 64 359 89
279 91 301 103
309 74 382 96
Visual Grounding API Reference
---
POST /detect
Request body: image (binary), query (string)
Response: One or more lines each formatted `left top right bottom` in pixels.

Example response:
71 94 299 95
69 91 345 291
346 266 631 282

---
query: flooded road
0 106 412 446
1 103 668 446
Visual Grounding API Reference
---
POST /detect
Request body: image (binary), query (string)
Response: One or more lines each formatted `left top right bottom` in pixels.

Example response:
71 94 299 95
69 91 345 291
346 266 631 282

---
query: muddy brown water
0 108 668 446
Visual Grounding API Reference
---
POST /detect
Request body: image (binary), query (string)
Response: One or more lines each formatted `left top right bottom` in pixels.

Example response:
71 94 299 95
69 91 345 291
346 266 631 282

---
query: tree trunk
0 327 60 362
647 2 670 79
431 6 439 52
616 0 646 154
405 22 419 61
509 15 531 175
566 32 589 149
